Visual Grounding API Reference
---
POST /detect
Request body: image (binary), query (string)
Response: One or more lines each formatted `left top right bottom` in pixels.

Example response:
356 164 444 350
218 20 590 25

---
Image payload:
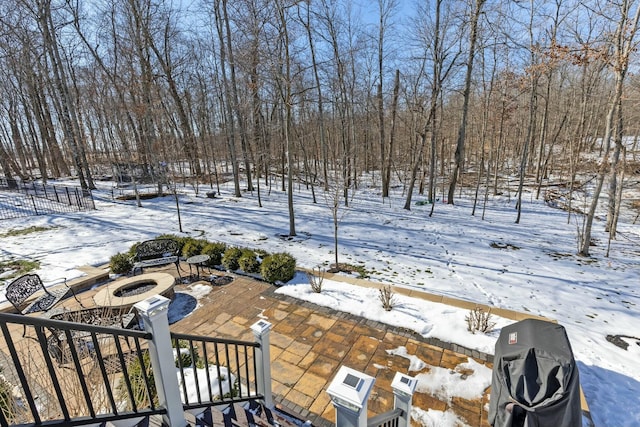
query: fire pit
93 272 176 310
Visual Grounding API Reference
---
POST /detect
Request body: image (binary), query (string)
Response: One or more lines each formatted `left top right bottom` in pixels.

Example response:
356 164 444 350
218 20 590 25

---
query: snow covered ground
0 178 638 426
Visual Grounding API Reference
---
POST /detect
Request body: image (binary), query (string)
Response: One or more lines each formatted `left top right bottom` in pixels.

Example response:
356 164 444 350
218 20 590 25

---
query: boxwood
260 252 296 284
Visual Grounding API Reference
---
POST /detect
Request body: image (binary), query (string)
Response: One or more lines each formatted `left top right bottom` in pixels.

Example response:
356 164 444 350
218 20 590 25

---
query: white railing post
326 366 376 427
391 373 417 427
134 295 187 427
251 319 274 409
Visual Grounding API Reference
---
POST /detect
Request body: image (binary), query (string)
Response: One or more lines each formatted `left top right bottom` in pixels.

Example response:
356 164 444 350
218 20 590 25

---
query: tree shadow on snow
577 361 640 427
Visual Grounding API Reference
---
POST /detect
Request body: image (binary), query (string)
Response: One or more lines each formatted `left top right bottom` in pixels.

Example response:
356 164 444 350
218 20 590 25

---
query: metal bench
132 238 181 277
5 273 78 336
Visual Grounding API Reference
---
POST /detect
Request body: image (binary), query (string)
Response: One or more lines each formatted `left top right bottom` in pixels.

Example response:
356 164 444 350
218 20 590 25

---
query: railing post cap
391 372 417 397
327 366 376 412
251 319 272 334
134 294 171 316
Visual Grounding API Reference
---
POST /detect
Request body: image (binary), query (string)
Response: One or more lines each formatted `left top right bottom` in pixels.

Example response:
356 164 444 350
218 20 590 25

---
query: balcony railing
0 312 162 427
0 299 269 427
169 331 262 412
367 408 403 427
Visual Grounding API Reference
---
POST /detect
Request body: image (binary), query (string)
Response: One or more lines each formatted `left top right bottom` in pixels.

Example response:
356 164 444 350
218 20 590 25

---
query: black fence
0 312 163 427
0 312 264 427
0 179 95 220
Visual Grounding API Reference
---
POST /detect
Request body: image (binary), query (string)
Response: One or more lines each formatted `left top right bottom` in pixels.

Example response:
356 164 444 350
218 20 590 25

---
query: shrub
222 247 243 271
182 239 207 258
254 249 270 258
260 252 296 284
127 242 140 258
110 252 133 275
174 348 205 369
466 308 496 334
307 267 325 293
202 242 227 266
378 285 396 311
119 351 157 408
0 375 17 421
238 249 261 274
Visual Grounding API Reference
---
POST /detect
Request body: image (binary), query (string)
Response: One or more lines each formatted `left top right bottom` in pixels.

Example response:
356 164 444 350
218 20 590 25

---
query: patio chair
5 273 80 336
45 307 139 366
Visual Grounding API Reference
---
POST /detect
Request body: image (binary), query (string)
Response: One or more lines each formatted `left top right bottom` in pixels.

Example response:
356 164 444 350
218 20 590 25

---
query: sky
0 177 638 427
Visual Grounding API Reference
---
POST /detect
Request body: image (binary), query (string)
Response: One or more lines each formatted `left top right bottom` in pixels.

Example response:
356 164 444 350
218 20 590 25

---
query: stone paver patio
158 268 494 427
0 263 592 426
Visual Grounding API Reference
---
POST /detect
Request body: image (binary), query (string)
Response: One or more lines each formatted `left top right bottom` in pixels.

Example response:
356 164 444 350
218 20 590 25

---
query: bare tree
579 0 640 256
404 0 460 211
377 0 398 198
447 0 485 204
274 0 296 237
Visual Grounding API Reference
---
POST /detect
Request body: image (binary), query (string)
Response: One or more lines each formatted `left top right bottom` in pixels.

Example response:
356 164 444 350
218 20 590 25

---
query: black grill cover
489 319 582 427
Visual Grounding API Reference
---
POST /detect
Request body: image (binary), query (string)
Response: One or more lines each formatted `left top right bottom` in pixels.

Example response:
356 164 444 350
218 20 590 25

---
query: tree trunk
447 0 485 204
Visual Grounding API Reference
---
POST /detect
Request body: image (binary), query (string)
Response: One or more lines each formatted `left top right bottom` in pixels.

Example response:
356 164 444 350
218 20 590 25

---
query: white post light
391 372 417 427
251 319 274 409
326 366 376 427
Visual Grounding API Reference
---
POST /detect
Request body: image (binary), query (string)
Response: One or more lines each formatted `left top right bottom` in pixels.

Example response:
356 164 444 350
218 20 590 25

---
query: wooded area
0 0 639 256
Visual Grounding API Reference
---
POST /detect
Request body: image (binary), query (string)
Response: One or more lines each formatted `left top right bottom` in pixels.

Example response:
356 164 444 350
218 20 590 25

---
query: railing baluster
252 346 258 398
233 344 241 399
189 340 202 404
37 327 72 422
202 342 213 401
175 337 189 405
0 322 41 425
69 332 97 419
115 333 137 413
91 332 119 415
243 344 250 396
224 342 232 400
213 341 225 401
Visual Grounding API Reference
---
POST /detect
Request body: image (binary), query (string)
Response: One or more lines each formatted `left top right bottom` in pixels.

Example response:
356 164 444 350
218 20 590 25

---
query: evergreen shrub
202 242 227 266
238 249 260 274
260 252 296 284
222 247 243 271
182 239 207 258
110 252 133 275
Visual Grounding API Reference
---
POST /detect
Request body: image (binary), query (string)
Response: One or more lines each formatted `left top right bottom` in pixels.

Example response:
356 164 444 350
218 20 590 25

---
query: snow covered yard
1 180 638 426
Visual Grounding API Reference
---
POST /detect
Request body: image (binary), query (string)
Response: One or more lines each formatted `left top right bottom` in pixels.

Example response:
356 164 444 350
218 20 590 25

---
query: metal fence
0 179 94 220
0 311 264 427
0 312 162 427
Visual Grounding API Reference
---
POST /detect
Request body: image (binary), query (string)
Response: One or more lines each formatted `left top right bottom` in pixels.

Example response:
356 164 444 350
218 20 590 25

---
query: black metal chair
5 273 79 336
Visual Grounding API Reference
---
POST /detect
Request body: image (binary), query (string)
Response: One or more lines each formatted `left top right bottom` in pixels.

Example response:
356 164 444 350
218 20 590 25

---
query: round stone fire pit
93 272 176 309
